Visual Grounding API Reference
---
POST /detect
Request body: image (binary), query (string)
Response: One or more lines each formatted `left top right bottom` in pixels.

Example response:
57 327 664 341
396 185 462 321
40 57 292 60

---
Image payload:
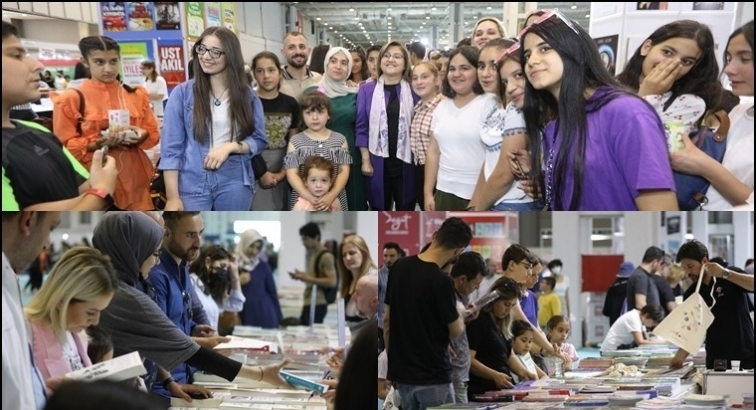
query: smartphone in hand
101 145 109 167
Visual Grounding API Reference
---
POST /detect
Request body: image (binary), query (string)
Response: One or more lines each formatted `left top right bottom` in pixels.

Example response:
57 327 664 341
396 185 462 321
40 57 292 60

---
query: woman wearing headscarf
236 229 283 328
304 47 366 210
92 212 290 397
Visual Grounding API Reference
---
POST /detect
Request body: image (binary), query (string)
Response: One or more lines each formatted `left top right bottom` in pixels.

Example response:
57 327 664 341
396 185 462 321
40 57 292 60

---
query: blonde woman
471 17 507 49
337 235 378 330
25 247 119 381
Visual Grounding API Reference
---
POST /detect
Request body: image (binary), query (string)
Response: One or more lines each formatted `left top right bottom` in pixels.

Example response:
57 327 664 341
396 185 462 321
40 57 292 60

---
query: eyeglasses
182 290 194 320
518 8 580 39
519 261 534 271
496 42 521 64
382 53 405 61
195 44 225 59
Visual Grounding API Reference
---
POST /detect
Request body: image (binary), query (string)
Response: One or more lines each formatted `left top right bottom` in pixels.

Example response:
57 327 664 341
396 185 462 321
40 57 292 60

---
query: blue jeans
180 156 254 210
491 201 540 211
397 383 453 410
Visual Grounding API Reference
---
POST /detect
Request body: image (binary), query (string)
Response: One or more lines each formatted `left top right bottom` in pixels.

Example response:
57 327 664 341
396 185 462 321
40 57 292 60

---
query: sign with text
377 211 420 266
119 42 149 87
157 41 186 91
185 2 205 41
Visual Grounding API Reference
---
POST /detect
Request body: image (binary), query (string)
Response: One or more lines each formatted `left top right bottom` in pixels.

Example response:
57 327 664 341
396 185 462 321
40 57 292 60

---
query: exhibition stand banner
99 2 237 93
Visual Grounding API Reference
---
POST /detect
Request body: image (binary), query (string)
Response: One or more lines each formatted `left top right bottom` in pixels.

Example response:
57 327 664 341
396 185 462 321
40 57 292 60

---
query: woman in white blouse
189 245 245 332
140 60 168 118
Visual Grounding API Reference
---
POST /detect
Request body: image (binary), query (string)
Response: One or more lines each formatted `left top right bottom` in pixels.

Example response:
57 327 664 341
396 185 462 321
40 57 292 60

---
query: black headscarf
92 212 163 287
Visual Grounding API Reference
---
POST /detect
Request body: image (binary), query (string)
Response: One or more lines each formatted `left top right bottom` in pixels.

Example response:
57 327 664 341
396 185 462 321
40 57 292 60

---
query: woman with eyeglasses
161 27 268 211
519 9 677 210
52 35 159 210
466 276 524 401
93 213 291 401
188 245 246 333
356 41 419 211
235 229 282 329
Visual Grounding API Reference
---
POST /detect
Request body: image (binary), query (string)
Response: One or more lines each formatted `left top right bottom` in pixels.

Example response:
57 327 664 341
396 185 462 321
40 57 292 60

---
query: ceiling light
334 30 338 33
487 6 492 10
425 15 431 19
329 27 333 29
571 5 577 9
432 7 437 11
349 8 354 11
387 8 392 11
387 16 392 19
316 17 321 20
585 14 590 18
355 16 359 20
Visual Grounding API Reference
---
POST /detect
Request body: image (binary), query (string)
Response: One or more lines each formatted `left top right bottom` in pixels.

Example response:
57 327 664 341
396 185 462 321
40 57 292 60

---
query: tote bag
653 265 715 354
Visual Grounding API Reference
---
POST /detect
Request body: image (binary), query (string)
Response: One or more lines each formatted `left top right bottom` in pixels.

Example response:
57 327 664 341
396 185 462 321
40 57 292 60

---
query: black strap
313 250 329 278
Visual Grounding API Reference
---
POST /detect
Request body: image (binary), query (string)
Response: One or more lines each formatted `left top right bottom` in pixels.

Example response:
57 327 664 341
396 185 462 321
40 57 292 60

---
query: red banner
377 211 420 266
157 42 186 91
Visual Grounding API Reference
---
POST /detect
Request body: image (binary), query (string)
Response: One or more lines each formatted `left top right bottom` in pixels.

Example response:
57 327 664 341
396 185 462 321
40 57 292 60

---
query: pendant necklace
212 88 228 107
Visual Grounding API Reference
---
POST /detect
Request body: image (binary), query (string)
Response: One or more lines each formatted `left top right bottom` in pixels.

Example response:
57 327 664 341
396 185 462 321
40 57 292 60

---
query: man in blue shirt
147 212 226 399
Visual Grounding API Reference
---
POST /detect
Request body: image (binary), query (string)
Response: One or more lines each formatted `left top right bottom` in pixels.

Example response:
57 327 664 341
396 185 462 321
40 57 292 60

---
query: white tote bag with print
653 265 715 354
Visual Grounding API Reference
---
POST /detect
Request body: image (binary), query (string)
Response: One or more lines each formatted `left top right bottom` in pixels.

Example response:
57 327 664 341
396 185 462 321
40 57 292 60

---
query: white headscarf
317 47 358 98
235 229 265 272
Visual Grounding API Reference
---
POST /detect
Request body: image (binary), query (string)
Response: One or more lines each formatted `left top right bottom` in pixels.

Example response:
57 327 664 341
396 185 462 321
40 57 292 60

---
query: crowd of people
3 12 753 211
376 217 754 410
2 212 381 410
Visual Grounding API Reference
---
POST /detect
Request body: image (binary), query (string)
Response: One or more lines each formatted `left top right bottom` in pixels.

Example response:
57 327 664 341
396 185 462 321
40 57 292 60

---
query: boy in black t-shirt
2 21 117 210
670 240 755 370
384 217 473 410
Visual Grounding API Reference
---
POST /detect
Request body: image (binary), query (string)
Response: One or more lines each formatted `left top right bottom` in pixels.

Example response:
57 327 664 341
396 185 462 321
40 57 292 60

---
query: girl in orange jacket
53 35 159 210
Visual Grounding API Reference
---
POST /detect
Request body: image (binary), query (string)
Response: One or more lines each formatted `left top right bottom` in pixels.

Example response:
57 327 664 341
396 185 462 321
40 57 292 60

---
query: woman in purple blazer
355 41 420 210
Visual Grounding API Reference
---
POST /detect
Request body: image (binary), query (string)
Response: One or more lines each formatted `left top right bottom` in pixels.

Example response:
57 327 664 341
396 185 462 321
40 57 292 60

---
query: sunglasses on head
518 8 580 39
496 42 521 64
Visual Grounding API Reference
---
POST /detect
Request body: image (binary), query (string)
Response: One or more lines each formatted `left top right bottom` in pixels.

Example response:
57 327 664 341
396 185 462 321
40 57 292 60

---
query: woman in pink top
25 247 119 380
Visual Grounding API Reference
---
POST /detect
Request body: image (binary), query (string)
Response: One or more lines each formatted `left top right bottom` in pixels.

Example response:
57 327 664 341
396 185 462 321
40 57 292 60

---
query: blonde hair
472 17 508 40
24 247 118 345
667 264 686 285
337 235 377 297
413 61 440 78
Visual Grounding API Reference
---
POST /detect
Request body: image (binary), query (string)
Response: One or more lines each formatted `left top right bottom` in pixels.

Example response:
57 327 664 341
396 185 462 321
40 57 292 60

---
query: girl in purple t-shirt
518 9 677 211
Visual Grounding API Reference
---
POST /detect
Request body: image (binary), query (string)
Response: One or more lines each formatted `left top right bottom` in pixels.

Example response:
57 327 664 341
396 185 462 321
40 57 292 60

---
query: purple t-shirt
542 86 675 210
521 290 539 328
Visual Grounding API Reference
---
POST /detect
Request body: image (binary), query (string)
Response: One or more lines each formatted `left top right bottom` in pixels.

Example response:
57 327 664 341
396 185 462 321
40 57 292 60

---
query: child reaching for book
292 156 342 211
545 315 579 371
511 320 548 383
284 92 352 211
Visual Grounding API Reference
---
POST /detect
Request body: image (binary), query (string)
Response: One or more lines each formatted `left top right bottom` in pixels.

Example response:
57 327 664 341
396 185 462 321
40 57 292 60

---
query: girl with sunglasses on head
670 20 754 209
617 20 722 134
519 9 677 211
468 39 539 211
161 27 268 211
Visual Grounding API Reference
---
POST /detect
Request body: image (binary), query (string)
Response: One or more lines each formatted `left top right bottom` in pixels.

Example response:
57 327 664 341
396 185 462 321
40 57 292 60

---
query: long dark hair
333 321 377 410
520 16 631 210
140 60 158 82
724 20 754 75
73 62 90 80
309 44 331 75
442 46 485 98
78 36 136 93
617 20 722 113
191 27 255 145
189 245 232 303
348 46 370 82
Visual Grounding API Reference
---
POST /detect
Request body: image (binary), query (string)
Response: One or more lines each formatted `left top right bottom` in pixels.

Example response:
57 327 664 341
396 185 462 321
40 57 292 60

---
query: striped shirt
410 95 443 165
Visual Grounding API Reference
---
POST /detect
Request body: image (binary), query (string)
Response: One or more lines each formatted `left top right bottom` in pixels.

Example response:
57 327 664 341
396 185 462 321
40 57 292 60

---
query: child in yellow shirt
538 276 562 328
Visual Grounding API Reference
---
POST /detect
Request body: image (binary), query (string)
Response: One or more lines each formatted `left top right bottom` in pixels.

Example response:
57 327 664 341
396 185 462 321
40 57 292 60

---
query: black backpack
314 250 339 304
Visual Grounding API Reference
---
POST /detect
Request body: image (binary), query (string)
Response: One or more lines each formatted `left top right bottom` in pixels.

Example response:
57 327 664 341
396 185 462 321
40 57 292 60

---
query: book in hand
464 290 502 317
64 351 146 382
280 371 329 394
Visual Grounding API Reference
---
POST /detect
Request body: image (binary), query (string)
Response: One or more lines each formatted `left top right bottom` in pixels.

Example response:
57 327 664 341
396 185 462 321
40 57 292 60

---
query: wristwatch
85 188 115 208
722 269 731 280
